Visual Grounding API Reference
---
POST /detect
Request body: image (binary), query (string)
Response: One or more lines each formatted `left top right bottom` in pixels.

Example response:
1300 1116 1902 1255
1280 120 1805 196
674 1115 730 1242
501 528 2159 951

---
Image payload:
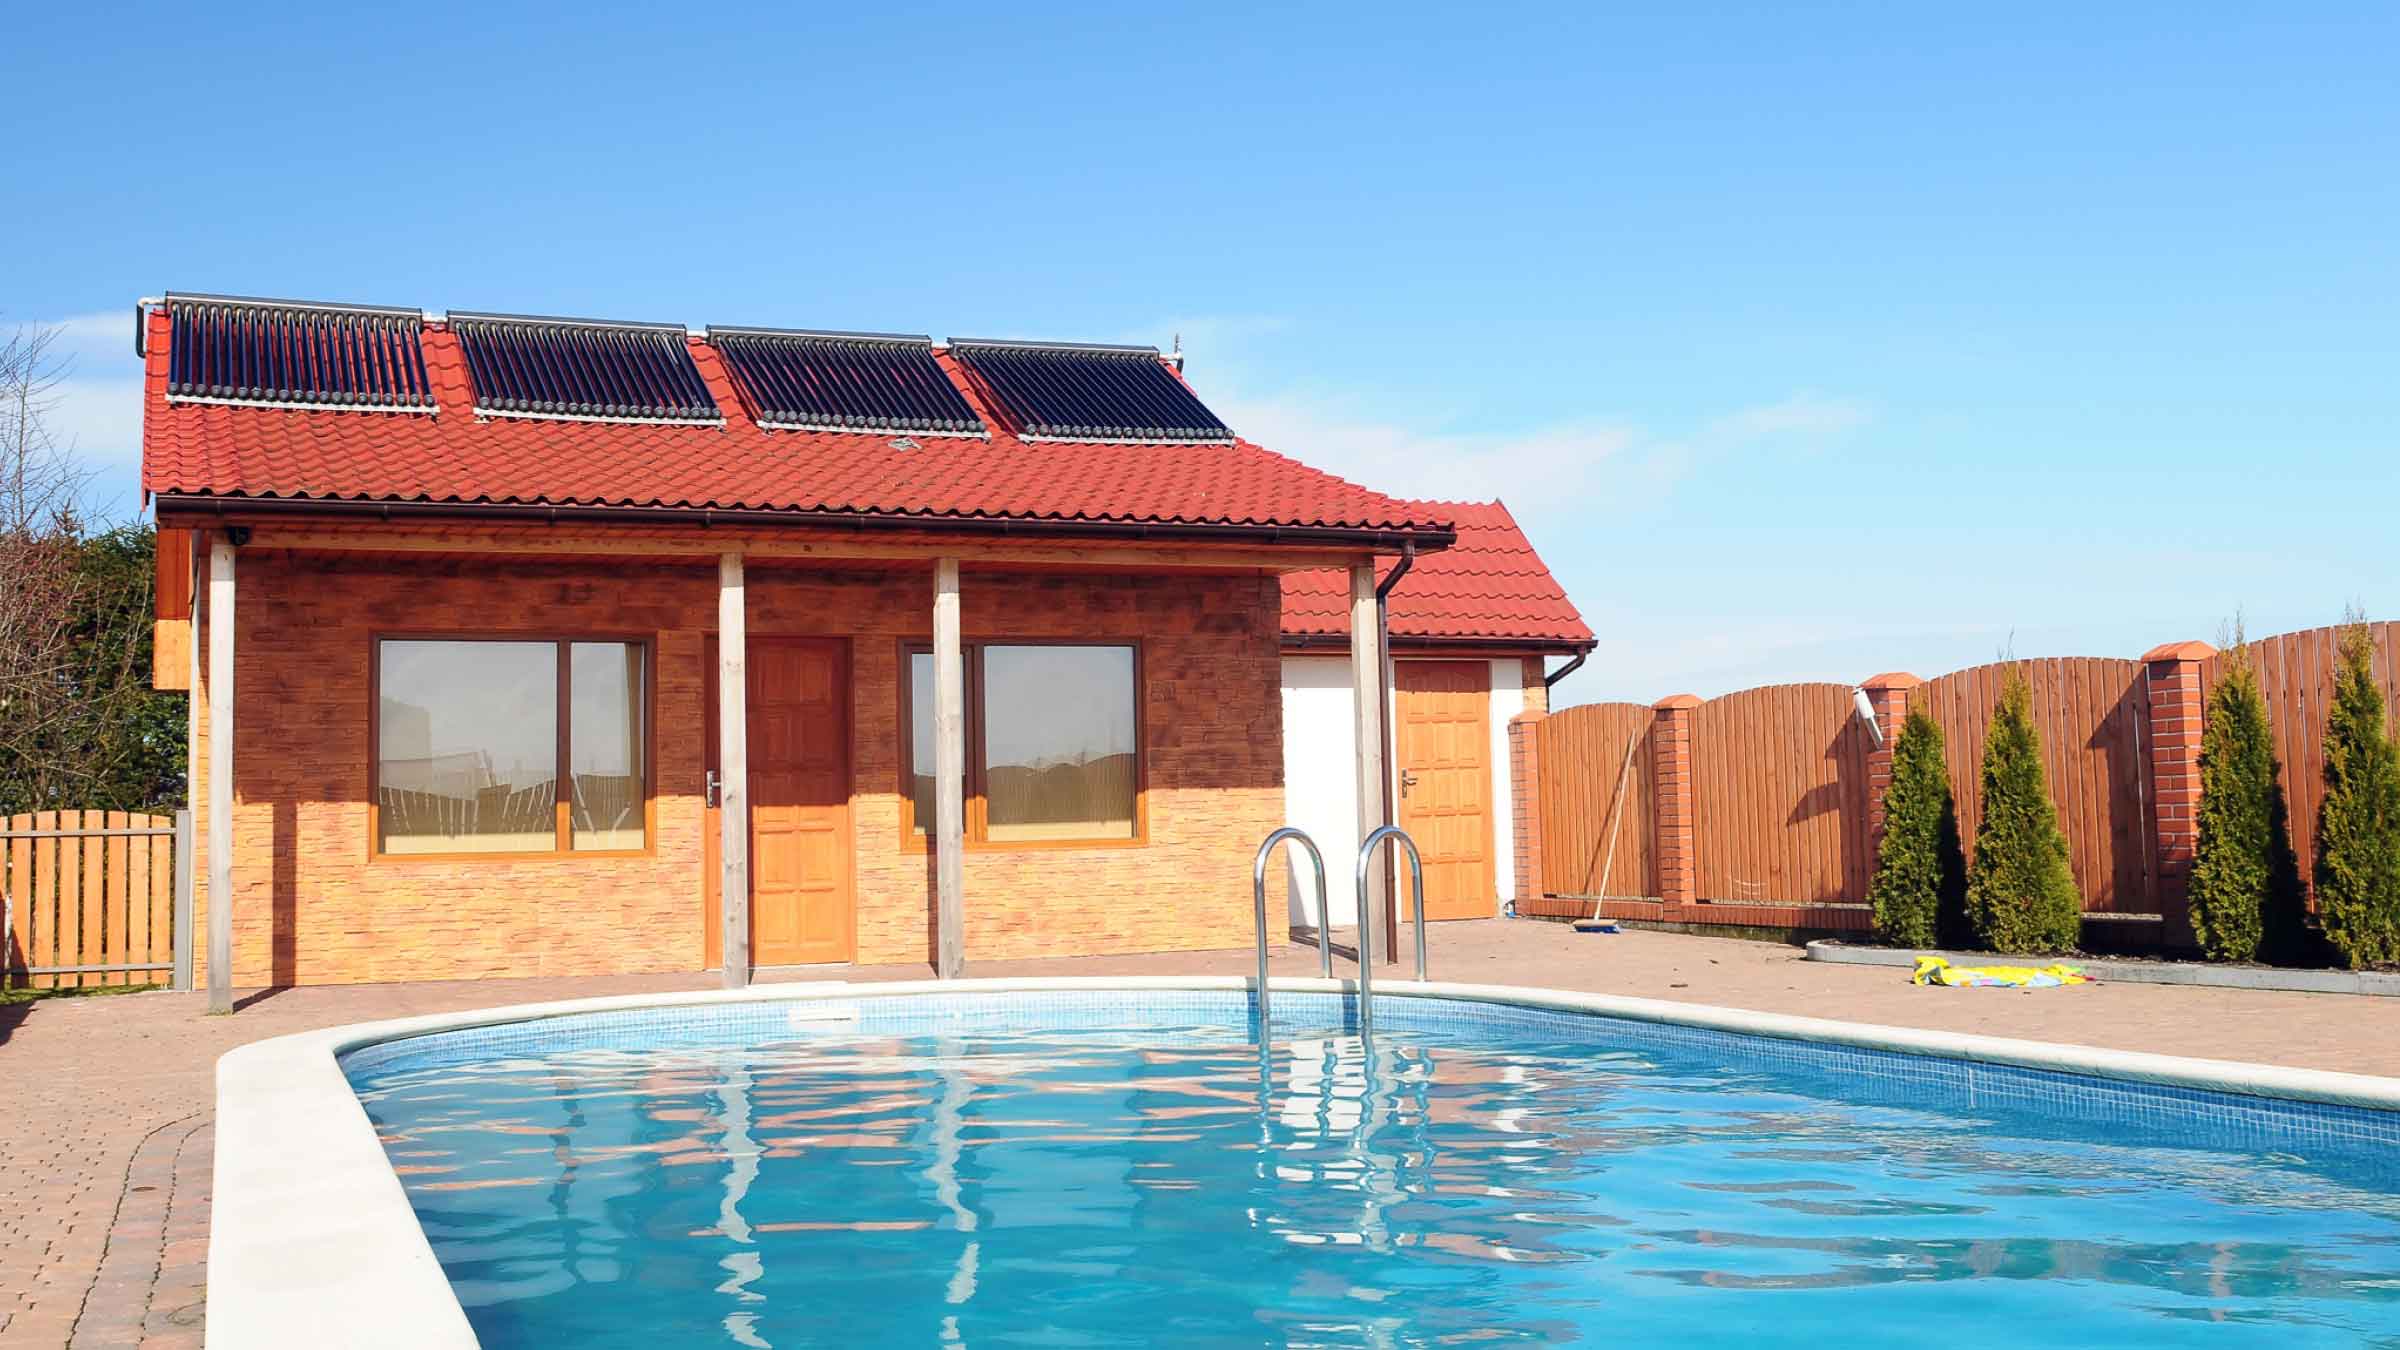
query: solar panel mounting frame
160 291 437 415
448 309 725 427
949 338 1235 446
707 325 988 438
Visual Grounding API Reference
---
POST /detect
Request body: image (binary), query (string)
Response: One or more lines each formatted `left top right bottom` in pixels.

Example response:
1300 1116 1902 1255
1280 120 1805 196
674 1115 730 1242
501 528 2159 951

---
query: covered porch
168 513 1417 1010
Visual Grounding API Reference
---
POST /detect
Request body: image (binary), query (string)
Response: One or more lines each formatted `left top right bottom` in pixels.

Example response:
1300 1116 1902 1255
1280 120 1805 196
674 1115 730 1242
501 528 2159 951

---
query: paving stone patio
5 920 2398 1348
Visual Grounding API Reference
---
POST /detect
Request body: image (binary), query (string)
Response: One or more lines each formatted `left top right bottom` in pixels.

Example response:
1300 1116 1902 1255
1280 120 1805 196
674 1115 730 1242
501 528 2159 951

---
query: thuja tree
2189 648 2307 963
1963 673 2083 953
1867 709 1967 949
2314 624 2400 969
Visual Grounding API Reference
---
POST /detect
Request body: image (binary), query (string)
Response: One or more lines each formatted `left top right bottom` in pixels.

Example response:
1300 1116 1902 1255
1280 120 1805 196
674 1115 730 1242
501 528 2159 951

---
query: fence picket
2200 621 2398 906
1689 684 1866 906
106 811 129 984
1536 702 1656 905
4 815 26 982
151 827 175 975
0 810 181 989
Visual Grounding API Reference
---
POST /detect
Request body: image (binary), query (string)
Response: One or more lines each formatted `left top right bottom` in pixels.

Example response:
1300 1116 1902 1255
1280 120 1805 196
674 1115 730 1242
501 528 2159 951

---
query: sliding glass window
374 638 650 856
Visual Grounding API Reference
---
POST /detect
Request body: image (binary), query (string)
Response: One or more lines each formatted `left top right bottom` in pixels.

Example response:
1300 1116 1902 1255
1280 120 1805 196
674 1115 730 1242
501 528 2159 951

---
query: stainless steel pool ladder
1250 826 1429 1038
1252 828 1328 1033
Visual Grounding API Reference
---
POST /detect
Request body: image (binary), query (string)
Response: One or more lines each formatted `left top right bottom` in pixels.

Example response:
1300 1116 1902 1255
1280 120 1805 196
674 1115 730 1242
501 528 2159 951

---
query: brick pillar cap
1508 710 1546 727
1859 671 1922 691
2140 640 2216 663
1653 693 1702 711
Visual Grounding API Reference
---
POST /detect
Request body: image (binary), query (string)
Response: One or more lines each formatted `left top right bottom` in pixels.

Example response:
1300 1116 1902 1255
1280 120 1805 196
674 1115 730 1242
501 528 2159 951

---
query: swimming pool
325 986 2400 1348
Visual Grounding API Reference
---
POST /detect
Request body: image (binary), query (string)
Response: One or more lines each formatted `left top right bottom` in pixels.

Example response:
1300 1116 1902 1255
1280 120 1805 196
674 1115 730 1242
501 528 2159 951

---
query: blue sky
6 4 2393 703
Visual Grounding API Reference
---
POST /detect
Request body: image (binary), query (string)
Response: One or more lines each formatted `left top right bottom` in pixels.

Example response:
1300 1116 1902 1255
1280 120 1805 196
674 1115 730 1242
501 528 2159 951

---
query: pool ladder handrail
1359 825 1430 986
1252 828 1329 1032
1251 825 1428 1038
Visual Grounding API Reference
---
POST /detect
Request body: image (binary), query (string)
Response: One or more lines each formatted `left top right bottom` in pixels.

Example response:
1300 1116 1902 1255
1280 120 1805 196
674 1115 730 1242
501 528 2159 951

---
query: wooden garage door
1395 661 1494 920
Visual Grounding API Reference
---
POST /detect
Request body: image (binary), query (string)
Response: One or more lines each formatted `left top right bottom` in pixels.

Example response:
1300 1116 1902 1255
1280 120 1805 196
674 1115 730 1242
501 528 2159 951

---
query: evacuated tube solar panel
449 313 721 423
162 294 433 410
950 341 1231 442
709 328 985 435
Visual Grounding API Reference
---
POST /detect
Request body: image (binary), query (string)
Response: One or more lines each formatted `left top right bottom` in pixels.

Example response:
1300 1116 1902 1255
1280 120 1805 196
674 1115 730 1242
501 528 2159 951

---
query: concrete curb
212 975 2400 1348
1805 939 2400 996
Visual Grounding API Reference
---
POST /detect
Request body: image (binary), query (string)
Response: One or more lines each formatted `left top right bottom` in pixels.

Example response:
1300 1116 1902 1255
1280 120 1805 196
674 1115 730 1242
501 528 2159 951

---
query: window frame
367 631 658 862
895 637 1148 852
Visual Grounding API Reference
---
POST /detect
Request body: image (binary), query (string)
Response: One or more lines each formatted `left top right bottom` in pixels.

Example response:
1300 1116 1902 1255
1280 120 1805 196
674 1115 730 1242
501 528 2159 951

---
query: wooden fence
1691 684 1874 905
2200 621 2400 895
1527 619 2396 942
1533 702 1655 915
2 810 191 990
1920 658 2154 912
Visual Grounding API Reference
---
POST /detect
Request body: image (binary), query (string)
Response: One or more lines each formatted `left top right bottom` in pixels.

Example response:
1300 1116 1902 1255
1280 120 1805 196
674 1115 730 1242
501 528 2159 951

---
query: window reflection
570 642 645 851
377 640 558 854
909 651 937 834
981 645 1136 842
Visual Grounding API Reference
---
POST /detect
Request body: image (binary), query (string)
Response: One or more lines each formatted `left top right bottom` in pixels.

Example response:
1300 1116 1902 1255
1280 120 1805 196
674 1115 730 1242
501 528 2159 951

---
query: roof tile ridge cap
1395 496 1507 516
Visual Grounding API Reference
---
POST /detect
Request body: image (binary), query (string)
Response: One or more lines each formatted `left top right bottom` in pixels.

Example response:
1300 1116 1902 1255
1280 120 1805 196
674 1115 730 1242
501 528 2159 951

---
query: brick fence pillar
1858 672 1922 863
1507 711 1546 906
2142 640 2215 950
1651 694 1701 915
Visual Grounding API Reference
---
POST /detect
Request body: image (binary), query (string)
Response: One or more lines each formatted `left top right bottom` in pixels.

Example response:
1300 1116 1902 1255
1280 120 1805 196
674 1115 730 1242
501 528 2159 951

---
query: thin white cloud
1706 392 1872 443
1206 383 1869 523
1146 315 1871 522
1213 385 1657 507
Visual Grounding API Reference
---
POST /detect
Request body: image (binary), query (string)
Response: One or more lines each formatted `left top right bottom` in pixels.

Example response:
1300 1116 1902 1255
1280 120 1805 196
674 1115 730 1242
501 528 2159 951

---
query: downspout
1372 542 1415 963
1544 650 1590 689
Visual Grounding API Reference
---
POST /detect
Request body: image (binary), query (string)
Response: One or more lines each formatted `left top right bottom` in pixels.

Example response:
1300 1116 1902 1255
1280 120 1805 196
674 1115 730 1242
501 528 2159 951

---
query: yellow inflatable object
1911 955 2091 989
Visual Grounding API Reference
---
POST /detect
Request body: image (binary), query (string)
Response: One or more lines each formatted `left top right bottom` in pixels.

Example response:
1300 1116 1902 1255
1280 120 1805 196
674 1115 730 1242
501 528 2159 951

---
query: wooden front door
706 637 855 967
1395 661 1495 920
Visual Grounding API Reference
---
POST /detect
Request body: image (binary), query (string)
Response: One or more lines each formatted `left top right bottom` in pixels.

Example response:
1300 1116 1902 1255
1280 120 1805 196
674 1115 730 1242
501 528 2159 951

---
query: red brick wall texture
191 553 1287 987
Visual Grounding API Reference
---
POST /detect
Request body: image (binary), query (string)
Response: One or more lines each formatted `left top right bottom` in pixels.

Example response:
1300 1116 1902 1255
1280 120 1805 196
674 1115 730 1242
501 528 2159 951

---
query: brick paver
5 922 2399 1348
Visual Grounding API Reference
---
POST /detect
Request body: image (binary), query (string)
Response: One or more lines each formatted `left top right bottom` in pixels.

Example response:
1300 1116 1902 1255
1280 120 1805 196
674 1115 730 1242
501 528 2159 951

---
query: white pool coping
209 975 2400 1348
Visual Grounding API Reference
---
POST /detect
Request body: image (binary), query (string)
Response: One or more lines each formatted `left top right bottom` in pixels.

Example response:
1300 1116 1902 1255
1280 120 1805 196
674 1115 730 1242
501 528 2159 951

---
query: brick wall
1506 712 1544 903
1520 658 1550 714
191 551 1286 987
1648 695 1700 912
2143 641 2211 948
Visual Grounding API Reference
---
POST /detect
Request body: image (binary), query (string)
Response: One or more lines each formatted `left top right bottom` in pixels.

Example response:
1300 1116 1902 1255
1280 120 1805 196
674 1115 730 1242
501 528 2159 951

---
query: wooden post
207 538 234 1014
933 559 966 978
1349 563 1387 952
718 553 750 989
172 808 194 991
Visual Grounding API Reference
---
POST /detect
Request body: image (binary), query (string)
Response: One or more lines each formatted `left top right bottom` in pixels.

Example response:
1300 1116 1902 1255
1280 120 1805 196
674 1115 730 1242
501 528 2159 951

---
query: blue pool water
344 992 2400 1347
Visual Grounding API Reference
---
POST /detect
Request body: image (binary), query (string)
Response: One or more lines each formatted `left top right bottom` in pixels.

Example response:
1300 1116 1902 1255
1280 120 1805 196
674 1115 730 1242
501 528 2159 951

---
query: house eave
151 492 1457 555
1280 632 1597 657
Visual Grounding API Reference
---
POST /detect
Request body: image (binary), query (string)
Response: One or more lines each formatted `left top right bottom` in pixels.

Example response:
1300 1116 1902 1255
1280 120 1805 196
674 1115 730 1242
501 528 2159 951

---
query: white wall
1487 658 1525 907
1279 656 1360 926
1281 654 1528 924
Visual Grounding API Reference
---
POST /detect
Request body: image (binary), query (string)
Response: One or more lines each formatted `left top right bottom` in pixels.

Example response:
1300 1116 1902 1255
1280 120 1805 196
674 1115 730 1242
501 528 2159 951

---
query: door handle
1399 768 1419 798
705 769 722 807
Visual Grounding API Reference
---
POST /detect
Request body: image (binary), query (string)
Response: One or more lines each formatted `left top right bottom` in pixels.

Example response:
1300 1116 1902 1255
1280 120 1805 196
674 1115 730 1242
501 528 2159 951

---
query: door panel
1396 661 1494 920
705 637 855 967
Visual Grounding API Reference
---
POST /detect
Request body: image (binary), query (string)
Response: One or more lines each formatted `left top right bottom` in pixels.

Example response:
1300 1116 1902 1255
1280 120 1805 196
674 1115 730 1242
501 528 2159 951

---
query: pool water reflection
347 1004 2400 1347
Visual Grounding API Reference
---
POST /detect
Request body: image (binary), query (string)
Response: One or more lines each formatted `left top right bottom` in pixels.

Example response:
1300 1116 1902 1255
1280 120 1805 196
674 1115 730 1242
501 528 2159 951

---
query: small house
138 292 1582 996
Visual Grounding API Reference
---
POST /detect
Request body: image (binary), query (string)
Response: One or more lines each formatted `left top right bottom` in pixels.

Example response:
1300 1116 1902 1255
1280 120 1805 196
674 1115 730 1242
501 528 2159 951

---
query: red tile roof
1280 500 1593 649
138 309 1444 539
